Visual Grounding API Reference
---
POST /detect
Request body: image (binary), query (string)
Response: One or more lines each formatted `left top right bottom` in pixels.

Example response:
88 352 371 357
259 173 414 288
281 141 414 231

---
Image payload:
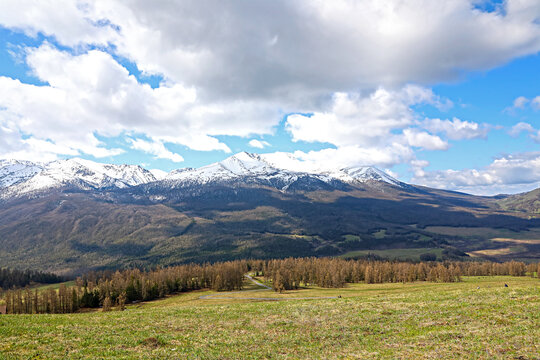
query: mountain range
1 152 539 275
0 152 406 199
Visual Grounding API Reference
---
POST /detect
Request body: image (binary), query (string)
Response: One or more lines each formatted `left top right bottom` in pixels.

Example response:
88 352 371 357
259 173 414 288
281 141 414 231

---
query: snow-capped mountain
0 159 44 188
0 158 156 198
0 152 405 199
164 152 297 186
320 166 403 187
163 152 405 190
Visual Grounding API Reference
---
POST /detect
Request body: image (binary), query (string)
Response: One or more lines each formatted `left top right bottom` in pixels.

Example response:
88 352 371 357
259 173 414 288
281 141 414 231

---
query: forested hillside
0 268 64 289
0 181 539 275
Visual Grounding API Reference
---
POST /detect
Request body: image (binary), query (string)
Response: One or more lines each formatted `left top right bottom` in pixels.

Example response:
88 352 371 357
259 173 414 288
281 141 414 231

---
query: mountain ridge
0 152 407 199
2 152 539 274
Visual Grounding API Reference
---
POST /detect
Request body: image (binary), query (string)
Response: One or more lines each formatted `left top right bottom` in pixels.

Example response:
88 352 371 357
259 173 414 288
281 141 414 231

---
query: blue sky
1 0 540 195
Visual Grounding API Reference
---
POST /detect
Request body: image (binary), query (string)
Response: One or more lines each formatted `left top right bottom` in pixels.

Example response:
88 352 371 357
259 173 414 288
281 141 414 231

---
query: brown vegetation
2 258 538 314
254 258 535 291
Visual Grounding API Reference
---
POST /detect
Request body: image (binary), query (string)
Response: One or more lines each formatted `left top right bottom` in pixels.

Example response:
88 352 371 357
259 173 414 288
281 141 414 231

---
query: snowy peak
316 165 403 187
341 166 403 186
0 158 157 198
165 152 281 185
0 160 43 188
34 158 157 189
0 152 406 199
164 152 404 189
215 152 278 176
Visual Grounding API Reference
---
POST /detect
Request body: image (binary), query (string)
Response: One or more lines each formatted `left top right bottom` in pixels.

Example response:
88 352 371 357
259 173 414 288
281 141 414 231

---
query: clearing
0 276 538 359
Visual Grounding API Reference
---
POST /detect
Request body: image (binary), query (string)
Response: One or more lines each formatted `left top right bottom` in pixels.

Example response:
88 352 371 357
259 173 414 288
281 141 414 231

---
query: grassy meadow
0 276 539 359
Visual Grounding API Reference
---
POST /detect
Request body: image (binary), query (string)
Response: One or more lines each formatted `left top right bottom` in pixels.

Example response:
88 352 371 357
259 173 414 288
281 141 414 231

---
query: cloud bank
1 0 540 193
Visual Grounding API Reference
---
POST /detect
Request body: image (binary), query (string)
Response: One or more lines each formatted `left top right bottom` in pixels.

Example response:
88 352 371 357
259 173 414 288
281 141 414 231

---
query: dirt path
244 274 272 289
199 274 338 301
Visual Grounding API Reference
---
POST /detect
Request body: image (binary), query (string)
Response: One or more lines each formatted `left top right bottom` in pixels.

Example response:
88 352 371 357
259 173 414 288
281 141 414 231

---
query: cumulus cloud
410 159 430 178
4 0 539 99
128 138 184 163
512 96 529 109
422 118 489 140
286 86 440 146
263 144 415 173
509 122 534 136
507 95 540 112
0 0 117 47
2 0 540 101
532 96 540 110
509 122 540 142
248 139 271 149
402 129 448 150
0 44 262 160
412 152 540 195
283 85 450 169
1 0 540 184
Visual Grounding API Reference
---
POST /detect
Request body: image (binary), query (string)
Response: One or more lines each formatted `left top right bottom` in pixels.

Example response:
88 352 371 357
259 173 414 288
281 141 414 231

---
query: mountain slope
0 153 539 274
0 159 43 188
0 158 156 199
498 188 540 214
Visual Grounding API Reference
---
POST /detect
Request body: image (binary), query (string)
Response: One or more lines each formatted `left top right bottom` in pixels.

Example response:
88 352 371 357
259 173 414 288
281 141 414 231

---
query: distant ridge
0 152 405 199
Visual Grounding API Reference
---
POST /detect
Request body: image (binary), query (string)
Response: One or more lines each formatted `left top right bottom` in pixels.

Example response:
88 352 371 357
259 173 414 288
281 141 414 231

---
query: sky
0 0 540 195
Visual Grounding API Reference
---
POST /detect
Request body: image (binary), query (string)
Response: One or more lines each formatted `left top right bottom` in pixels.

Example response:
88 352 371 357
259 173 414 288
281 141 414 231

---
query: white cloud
286 86 439 147
0 0 117 47
263 144 415 173
512 96 529 109
531 96 540 110
508 122 540 142
2 0 540 101
507 95 540 112
248 139 271 149
83 1 540 100
128 138 184 163
1 0 540 175
422 118 489 140
509 122 535 136
282 85 450 169
0 44 261 160
410 159 430 177
412 152 540 195
402 129 448 150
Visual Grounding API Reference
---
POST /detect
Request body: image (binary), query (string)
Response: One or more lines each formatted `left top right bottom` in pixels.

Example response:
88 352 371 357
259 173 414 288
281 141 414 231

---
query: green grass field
0 276 539 359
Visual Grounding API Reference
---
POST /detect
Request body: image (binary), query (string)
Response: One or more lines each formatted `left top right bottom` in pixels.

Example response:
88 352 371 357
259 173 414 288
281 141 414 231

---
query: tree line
251 258 538 292
0 268 64 290
2 261 247 314
2 258 538 314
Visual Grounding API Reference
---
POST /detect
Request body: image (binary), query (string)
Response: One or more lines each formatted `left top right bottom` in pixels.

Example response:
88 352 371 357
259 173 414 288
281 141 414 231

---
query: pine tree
117 292 126 311
102 296 112 312
273 271 284 293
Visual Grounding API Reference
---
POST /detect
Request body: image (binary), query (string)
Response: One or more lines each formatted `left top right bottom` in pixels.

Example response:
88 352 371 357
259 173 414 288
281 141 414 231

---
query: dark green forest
0 268 64 289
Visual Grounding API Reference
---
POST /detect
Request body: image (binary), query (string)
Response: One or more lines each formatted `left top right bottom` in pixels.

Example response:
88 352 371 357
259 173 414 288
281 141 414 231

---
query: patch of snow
149 169 168 180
